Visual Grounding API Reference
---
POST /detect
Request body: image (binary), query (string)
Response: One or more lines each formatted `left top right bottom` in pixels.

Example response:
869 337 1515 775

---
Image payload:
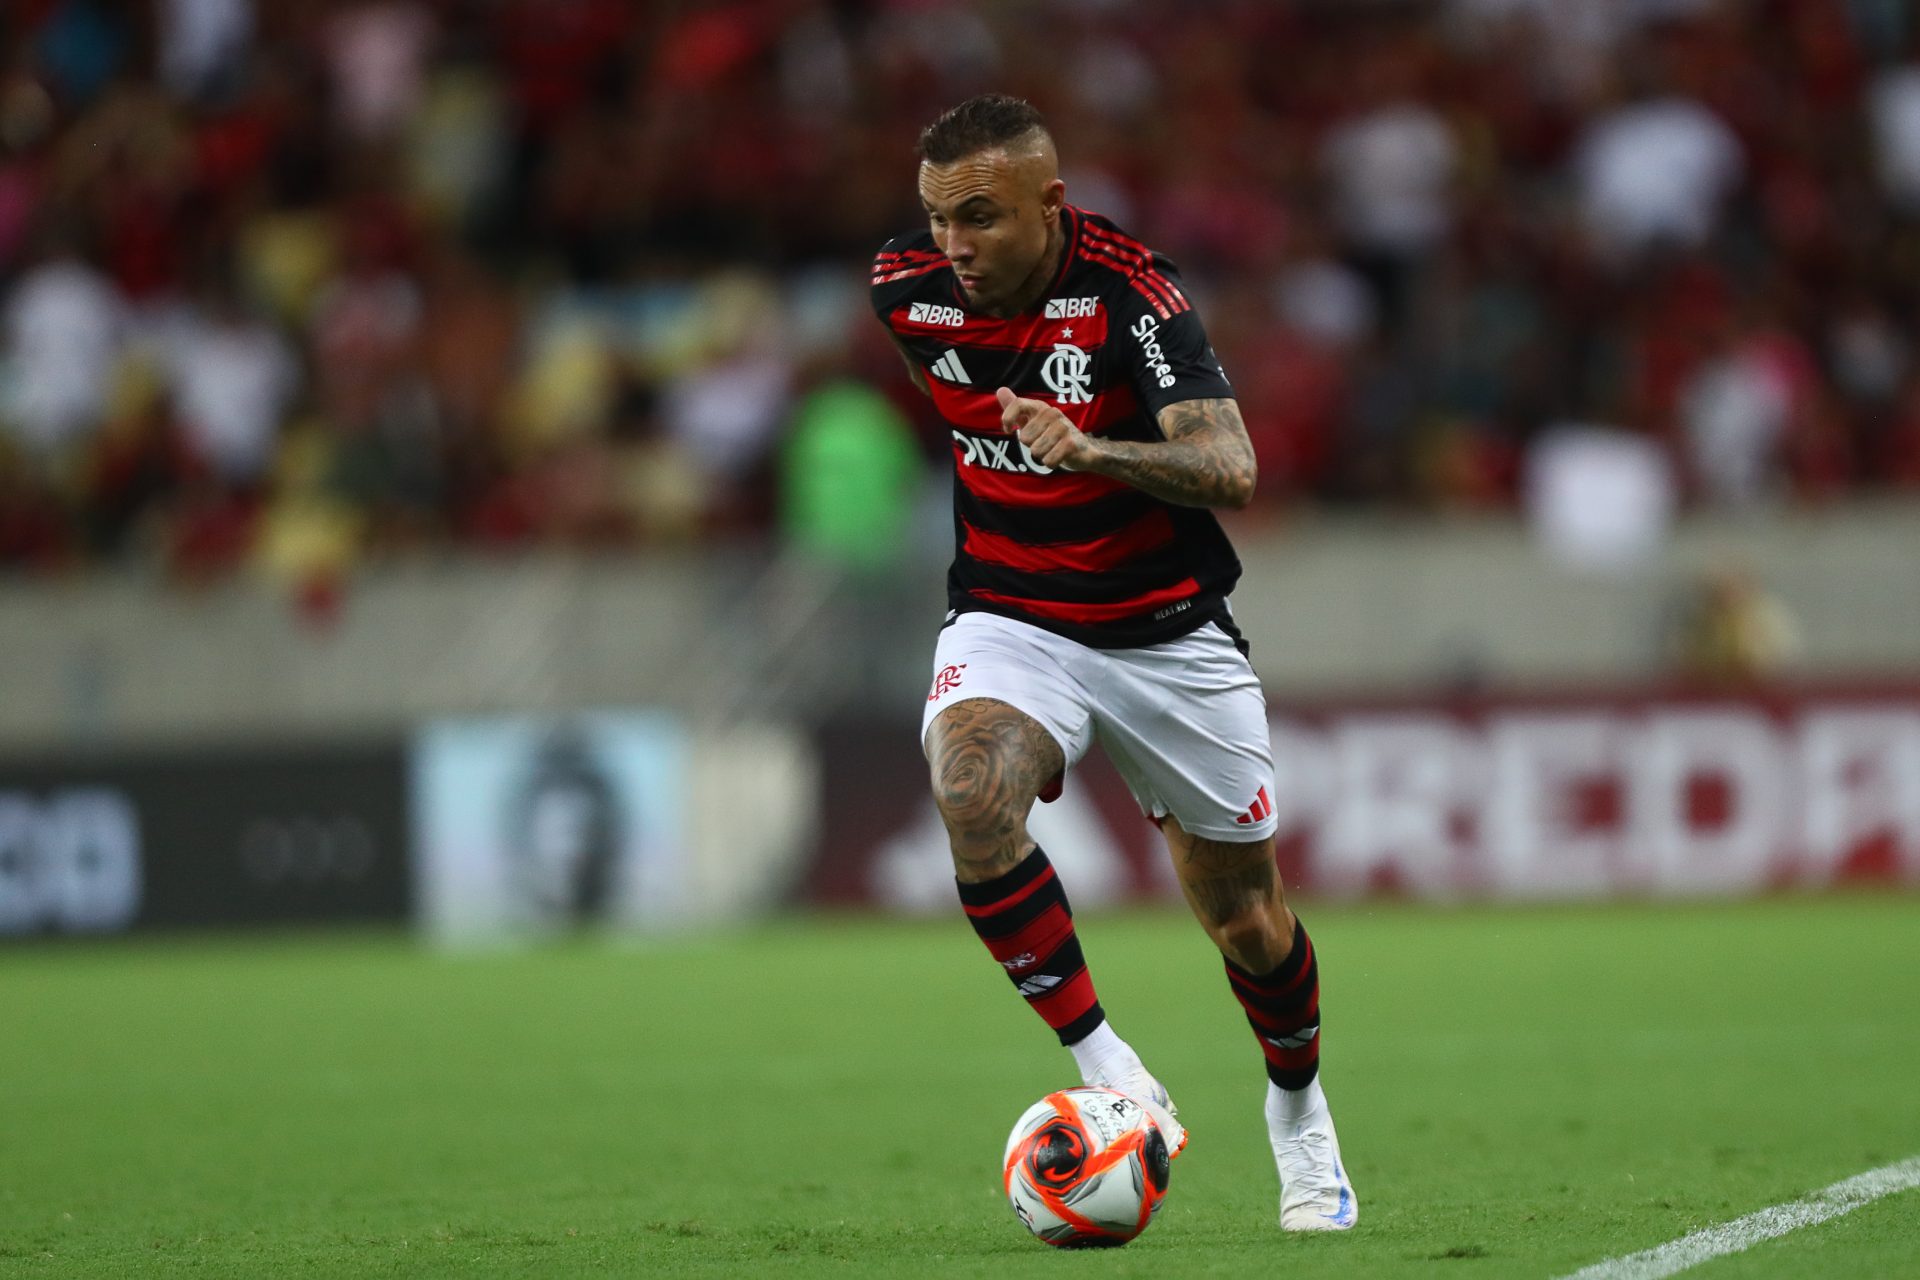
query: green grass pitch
2 894 1917 1278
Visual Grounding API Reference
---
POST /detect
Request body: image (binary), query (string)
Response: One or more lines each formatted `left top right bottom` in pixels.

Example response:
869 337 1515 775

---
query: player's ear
1040 178 1066 221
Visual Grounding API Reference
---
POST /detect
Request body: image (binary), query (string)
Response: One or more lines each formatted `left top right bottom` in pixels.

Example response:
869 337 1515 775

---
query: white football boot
1087 1058 1189 1159
1268 1077 1357 1230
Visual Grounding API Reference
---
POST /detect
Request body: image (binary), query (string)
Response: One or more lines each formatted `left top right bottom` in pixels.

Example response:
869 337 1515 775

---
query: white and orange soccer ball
1001 1086 1172 1248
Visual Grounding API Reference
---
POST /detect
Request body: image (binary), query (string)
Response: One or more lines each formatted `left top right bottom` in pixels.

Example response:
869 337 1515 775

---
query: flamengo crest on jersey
870 206 1243 649
1041 344 1093 403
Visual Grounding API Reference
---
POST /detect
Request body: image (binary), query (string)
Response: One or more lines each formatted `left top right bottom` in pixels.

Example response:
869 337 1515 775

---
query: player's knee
926 704 1049 843
930 757 1025 842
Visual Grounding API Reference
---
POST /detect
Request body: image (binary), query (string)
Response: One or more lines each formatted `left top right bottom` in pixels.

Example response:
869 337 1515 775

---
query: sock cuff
954 845 1051 908
1225 915 1312 987
1056 1002 1107 1046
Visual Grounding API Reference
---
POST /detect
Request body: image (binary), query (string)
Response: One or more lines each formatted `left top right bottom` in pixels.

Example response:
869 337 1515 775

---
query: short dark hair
917 94 1050 164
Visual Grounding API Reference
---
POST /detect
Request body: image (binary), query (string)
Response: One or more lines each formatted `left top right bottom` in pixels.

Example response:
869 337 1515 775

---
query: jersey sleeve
1111 260 1235 417
869 235 941 327
869 244 900 326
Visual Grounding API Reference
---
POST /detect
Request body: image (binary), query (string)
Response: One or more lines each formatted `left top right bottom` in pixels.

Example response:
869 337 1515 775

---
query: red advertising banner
807 686 1920 907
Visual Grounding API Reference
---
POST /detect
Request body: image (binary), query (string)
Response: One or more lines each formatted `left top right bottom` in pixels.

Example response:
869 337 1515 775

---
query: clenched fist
996 387 1101 472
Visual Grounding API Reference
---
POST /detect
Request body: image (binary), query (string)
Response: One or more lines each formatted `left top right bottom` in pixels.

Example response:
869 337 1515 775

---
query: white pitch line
1557 1155 1920 1280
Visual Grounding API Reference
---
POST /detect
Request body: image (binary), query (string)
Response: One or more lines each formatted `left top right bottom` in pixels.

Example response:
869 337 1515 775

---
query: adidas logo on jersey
930 350 972 384
1045 296 1099 319
909 302 966 327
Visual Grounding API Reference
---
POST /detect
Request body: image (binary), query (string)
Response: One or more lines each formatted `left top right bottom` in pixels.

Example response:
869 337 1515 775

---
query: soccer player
869 95 1358 1232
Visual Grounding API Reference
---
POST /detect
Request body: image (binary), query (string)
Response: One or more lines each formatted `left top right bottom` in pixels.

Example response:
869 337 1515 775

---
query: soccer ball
1002 1086 1171 1247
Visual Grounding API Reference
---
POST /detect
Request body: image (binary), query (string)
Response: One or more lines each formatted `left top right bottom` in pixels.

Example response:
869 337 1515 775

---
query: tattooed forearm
925 698 1065 881
1080 398 1256 508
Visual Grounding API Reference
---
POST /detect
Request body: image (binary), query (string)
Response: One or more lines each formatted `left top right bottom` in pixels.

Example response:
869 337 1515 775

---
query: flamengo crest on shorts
929 663 967 701
871 206 1245 650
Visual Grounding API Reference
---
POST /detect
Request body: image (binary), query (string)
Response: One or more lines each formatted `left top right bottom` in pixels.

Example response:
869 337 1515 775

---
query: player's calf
1161 819 1357 1231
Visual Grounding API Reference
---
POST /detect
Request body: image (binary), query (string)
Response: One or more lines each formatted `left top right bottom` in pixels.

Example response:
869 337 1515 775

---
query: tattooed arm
994 389 1257 508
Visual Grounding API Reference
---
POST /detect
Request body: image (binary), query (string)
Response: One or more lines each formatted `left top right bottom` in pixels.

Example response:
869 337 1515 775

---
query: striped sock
956 847 1105 1045
1225 916 1321 1090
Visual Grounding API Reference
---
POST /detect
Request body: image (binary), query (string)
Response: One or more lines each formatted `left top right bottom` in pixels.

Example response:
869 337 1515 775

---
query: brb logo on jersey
908 302 965 327
1131 315 1177 390
1041 342 1093 404
1045 297 1099 319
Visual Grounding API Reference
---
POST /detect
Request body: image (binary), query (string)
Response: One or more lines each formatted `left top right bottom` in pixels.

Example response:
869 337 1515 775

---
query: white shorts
921 611 1279 843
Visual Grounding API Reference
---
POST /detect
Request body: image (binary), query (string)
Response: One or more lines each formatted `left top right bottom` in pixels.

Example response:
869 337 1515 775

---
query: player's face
919 151 1057 312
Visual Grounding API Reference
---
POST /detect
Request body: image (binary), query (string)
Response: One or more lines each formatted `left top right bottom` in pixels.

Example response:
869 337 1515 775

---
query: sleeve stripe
871 260 950 286
1079 225 1188 306
1080 228 1190 313
1081 221 1160 262
1078 228 1188 315
1076 244 1178 318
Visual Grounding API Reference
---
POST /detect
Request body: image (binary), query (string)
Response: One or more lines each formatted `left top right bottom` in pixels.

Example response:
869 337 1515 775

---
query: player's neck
984 219 1068 319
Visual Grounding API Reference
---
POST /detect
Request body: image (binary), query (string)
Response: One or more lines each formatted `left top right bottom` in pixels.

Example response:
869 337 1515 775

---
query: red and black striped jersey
871 205 1243 649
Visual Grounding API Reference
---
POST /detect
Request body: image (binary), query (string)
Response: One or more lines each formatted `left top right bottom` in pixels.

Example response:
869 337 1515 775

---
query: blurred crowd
6 0 1920 591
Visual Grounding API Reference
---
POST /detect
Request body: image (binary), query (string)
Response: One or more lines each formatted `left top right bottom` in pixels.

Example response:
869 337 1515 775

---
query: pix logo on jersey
952 431 1054 476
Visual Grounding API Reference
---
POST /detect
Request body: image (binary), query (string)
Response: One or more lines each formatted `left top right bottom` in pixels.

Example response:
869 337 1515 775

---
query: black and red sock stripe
1225 917 1321 1090
956 847 1105 1045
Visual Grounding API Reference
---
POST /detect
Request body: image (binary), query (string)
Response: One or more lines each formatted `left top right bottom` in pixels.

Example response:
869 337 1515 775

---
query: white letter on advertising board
1319 714 1476 896
1798 709 1920 882
1484 713 1623 898
1630 709 1785 894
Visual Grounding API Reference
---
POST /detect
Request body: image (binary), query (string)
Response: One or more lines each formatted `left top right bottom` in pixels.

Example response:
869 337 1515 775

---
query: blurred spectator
324 1 435 141
2 229 126 458
1869 54 1920 211
0 77 55 272
161 277 298 486
780 378 923 573
1322 71 1458 264
156 0 253 103
1573 65 1744 262
1666 563 1802 685
1524 424 1677 573
1677 307 1820 506
31 0 133 109
2 0 1920 587
658 273 794 515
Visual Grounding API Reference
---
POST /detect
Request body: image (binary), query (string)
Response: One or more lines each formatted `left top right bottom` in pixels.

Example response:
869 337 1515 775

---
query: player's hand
995 387 1100 472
